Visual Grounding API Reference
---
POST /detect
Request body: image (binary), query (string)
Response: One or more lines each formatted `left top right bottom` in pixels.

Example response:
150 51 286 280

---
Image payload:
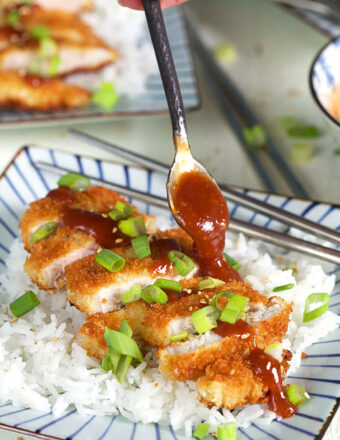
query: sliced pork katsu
157 295 291 382
21 185 156 291
0 71 90 111
66 228 199 314
0 40 118 77
0 0 93 13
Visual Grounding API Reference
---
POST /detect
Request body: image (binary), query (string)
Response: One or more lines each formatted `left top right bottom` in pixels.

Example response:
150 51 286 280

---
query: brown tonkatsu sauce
48 187 75 204
150 238 181 275
248 349 296 418
172 171 240 282
213 319 253 339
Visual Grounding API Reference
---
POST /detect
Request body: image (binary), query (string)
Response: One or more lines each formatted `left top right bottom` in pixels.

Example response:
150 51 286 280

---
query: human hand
119 0 188 10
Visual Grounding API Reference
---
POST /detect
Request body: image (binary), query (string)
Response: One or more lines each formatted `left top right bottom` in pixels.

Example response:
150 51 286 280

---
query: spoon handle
142 0 187 139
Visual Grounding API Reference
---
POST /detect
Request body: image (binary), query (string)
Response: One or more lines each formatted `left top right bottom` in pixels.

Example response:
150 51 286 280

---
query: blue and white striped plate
0 7 199 127
0 146 339 440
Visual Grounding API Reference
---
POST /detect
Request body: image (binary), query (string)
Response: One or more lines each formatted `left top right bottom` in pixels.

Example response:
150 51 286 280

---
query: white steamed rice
65 0 158 96
0 230 339 437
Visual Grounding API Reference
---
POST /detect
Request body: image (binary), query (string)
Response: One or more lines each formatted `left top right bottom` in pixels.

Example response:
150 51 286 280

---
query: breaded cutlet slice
0 0 93 13
66 228 199 314
197 350 292 409
20 185 144 250
157 295 292 382
0 9 106 50
0 40 118 77
0 71 90 111
78 280 268 359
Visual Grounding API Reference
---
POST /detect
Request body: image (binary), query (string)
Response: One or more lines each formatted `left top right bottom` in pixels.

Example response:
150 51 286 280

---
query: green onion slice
220 294 249 324
223 253 241 271
115 355 132 383
118 318 133 337
39 37 58 57
210 291 235 308
104 327 143 361
31 25 51 39
154 278 182 292
57 172 91 191
217 422 237 440
214 43 236 62
122 285 142 305
7 11 20 26
47 55 60 76
287 125 320 138
168 250 195 277
334 148 340 156
243 124 266 149
101 353 113 372
108 201 135 221
280 116 301 132
264 343 283 361
198 277 225 290
290 143 314 165
191 306 220 334
273 283 295 292
31 221 56 243
141 285 168 305
303 293 329 323
118 217 145 237
92 82 119 110
169 331 188 343
286 384 309 406
193 422 210 439
9 291 40 318
131 235 151 259
95 249 125 272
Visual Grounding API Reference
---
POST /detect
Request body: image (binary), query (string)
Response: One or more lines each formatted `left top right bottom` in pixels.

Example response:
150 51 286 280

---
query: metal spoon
142 0 220 223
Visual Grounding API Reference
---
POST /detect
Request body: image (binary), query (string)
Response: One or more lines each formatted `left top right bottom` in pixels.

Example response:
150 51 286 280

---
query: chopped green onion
198 277 225 290
168 250 195 277
193 422 210 439
108 201 135 221
191 306 220 334
154 278 182 292
264 343 283 361
273 283 295 292
284 261 298 274
286 384 309 406
9 291 40 318
243 125 266 149
287 125 320 138
223 253 241 271
95 249 125 272
290 143 314 165
7 11 20 26
280 116 301 132
131 235 151 259
217 422 237 440
122 285 142 304
115 354 132 383
169 331 188 342
119 217 145 237
39 37 58 57
104 326 143 361
210 291 235 308
29 57 43 75
220 294 249 324
47 55 60 76
214 43 236 62
92 82 119 110
57 172 90 191
303 293 329 323
31 25 51 39
101 353 113 371
31 221 56 243
118 318 133 337
141 285 168 305
334 148 340 156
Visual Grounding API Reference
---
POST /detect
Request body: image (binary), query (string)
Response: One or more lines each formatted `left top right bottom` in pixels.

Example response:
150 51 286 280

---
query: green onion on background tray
243 124 266 149
92 82 119 110
10 291 40 318
95 249 125 272
290 143 314 165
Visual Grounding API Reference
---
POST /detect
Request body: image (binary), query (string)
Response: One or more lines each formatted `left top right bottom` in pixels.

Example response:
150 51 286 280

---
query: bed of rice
65 0 158 96
0 230 339 438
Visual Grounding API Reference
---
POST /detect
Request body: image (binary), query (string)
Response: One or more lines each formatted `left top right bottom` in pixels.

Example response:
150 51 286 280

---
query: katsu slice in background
0 71 90 110
0 0 93 13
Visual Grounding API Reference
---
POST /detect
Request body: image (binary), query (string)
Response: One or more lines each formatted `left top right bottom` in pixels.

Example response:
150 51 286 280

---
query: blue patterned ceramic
309 35 340 131
0 146 339 440
0 7 199 127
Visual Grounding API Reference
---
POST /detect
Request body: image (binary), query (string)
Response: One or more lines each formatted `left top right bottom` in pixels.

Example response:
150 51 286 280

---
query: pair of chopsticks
185 17 310 199
34 128 340 265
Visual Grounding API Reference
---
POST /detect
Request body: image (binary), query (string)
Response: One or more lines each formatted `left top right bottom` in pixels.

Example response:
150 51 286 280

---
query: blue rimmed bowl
309 35 340 134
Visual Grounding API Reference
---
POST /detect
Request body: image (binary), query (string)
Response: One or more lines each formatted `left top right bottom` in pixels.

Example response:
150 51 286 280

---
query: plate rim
0 145 339 440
